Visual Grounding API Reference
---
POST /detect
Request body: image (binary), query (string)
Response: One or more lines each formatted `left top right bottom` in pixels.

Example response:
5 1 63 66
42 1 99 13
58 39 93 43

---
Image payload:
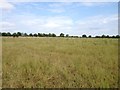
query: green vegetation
2 37 118 88
1 32 120 38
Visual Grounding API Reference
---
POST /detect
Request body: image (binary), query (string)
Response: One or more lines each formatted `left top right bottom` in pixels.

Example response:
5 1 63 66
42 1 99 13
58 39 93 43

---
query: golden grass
0 37 2 88
2 37 118 88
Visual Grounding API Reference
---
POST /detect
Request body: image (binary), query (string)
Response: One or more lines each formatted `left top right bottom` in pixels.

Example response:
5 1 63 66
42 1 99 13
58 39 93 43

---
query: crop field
2 37 118 88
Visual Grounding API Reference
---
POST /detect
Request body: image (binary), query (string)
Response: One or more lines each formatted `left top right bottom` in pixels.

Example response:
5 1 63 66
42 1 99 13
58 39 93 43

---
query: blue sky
0 1 118 36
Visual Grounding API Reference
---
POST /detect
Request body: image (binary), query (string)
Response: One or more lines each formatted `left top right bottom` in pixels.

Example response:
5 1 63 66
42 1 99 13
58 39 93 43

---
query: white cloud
1 13 118 36
77 2 113 7
2 14 117 36
76 14 117 25
80 2 94 6
0 21 15 28
48 8 65 13
0 0 14 10
0 21 16 32
14 16 73 34
74 14 118 36
5 0 119 2
49 2 72 7
47 2 73 13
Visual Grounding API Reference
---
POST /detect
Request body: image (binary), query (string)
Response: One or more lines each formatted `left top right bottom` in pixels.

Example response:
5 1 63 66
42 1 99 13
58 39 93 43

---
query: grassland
2 37 118 88
0 37 2 88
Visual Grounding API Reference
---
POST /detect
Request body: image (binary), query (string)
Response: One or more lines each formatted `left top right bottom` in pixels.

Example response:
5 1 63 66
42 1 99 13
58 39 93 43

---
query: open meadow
2 37 118 88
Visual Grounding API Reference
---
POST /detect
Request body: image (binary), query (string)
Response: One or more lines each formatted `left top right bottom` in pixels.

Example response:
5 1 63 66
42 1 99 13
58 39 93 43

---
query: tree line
0 32 120 38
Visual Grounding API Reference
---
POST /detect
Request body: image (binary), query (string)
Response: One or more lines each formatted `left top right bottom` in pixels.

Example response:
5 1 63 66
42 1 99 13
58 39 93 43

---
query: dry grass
0 37 2 88
2 37 118 88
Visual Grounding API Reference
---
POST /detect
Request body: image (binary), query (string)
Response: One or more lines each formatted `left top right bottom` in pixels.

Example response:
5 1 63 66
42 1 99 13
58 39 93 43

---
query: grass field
0 37 2 88
2 37 118 88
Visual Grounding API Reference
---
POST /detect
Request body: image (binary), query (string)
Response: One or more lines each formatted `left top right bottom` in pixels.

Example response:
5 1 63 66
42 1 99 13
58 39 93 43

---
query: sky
0 0 118 36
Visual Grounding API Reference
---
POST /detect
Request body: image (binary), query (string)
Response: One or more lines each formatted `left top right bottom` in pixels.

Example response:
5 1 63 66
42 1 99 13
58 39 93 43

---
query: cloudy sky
0 0 118 36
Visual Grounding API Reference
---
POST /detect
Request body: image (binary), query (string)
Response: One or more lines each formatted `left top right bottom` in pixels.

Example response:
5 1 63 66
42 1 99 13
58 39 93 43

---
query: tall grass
0 37 2 88
2 37 118 88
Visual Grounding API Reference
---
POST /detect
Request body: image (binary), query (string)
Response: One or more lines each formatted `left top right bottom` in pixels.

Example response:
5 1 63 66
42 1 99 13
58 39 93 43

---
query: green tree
88 35 91 38
95 36 100 38
116 35 119 38
106 35 109 38
60 33 64 37
21 33 28 37
2 32 7 36
112 35 115 38
38 33 43 37
48 33 52 37
29 33 33 37
17 32 22 36
34 33 38 37
51 33 56 37
6 32 11 36
66 34 69 37
82 34 87 38
42 33 45 37
102 35 106 38
13 33 18 37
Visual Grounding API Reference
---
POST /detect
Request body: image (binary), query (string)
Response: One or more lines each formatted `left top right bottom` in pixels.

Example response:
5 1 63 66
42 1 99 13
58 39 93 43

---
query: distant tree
17 32 22 36
43 33 46 37
0 32 1 36
38 33 43 37
73 36 78 38
23 33 28 37
42 33 49 37
106 35 109 38
21 33 26 37
88 35 92 38
82 34 87 38
66 34 69 37
60 33 64 37
111 35 115 38
48 33 52 37
95 36 101 38
33 33 38 37
51 33 56 37
2 32 12 36
70 36 74 38
29 33 33 37
46 34 49 37
6 32 11 36
2 32 7 36
13 33 18 37
116 35 119 38
102 35 106 38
